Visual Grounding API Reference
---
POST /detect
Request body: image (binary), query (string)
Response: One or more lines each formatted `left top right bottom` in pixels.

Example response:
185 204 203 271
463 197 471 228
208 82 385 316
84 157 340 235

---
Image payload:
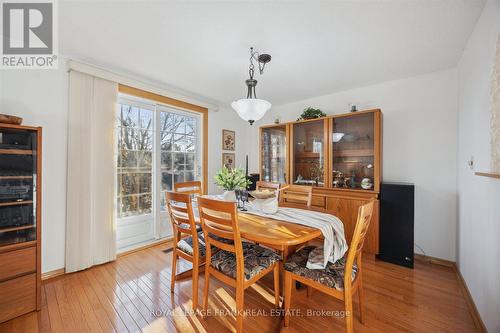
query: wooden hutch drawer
0 273 36 323
311 195 326 208
0 246 36 282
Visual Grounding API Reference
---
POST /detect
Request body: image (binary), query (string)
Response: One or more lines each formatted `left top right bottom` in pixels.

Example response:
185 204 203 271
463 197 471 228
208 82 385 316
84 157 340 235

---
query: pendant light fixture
231 47 272 125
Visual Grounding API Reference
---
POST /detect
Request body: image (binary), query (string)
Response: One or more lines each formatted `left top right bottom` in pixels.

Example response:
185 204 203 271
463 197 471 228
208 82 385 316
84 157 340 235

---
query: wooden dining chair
283 201 375 333
255 181 281 199
166 191 206 310
280 184 313 207
197 197 281 333
174 180 202 195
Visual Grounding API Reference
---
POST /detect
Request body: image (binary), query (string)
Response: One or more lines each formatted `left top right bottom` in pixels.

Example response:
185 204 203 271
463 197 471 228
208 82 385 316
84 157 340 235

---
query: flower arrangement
296 107 327 121
214 166 251 191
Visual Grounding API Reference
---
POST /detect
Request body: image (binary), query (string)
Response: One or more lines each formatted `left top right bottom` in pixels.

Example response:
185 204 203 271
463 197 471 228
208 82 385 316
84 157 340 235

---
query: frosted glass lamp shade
231 98 271 124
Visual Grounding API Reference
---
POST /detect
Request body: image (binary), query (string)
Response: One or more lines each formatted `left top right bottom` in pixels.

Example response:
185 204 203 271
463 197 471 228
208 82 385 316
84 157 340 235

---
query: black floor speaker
377 182 415 268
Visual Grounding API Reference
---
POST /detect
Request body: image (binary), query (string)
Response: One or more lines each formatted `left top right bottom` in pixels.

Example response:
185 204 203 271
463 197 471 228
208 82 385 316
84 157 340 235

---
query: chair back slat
200 210 234 228
256 181 281 199
197 197 244 278
169 202 189 214
170 214 190 226
344 201 374 289
174 181 202 195
166 191 197 236
208 237 235 252
200 219 236 240
281 184 313 207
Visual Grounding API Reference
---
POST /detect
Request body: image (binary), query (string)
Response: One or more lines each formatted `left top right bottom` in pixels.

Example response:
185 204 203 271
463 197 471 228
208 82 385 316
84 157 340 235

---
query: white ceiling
60 0 485 106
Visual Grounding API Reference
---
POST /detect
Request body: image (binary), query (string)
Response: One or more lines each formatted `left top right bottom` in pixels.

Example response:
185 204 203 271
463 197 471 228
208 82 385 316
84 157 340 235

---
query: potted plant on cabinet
296 107 327 121
214 166 251 201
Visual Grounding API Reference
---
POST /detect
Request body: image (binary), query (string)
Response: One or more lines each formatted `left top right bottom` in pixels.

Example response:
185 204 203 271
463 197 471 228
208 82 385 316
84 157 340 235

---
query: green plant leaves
214 166 252 191
297 107 327 121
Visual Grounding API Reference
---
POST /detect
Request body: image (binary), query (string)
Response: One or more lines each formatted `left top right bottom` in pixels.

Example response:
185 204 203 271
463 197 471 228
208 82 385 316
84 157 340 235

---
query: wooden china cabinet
0 124 42 323
259 109 381 254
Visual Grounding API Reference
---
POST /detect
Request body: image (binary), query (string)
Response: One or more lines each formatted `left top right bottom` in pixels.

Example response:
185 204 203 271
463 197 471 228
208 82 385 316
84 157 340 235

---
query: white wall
208 107 252 194
0 66 69 273
0 63 249 273
457 1 500 332
250 68 459 261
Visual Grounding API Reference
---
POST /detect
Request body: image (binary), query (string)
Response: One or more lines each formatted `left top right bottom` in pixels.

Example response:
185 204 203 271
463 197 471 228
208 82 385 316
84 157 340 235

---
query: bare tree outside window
116 102 199 218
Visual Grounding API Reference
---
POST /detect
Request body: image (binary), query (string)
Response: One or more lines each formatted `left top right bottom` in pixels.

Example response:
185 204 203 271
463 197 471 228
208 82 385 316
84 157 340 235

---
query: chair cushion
177 231 232 257
283 246 357 291
177 231 209 257
210 243 280 280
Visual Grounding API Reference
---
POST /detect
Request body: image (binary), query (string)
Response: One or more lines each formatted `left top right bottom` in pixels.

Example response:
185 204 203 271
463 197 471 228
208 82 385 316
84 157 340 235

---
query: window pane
138 151 152 169
139 194 152 214
186 153 195 171
117 102 153 221
160 112 174 133
161 132 172 151
174 172 184 184
161 152 172 169
185 171 194 182
173 134 187 151
122 105 139 128
121 150 138 169
173 153 185 171
140 130 153 150
121 173 139 196
121 195 139 217
139 109 153 129
185 135 195 152
122 128 139 150
174 115 186 134
186 118 196 136
138 173 152 194
161 172 172 191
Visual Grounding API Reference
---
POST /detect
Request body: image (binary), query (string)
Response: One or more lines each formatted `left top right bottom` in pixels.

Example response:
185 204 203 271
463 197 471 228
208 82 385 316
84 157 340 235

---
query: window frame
116 84 208 249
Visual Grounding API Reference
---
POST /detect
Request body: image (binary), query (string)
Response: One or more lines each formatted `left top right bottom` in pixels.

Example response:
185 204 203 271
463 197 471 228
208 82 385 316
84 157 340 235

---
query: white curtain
66 71 118 273
492 33 500 173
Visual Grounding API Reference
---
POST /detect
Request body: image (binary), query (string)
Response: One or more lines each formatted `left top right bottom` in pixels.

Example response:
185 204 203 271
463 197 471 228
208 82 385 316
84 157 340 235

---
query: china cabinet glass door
332 113 375 191
261 125 287 183
292 119 326 187
0 128 38 246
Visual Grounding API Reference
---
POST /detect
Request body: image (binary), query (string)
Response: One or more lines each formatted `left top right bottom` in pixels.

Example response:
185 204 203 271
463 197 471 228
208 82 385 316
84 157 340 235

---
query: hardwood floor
0 244 477 333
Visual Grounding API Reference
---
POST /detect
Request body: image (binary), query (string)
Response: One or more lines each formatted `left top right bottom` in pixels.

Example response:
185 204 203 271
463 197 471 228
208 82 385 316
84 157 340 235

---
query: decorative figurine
361 178 373 190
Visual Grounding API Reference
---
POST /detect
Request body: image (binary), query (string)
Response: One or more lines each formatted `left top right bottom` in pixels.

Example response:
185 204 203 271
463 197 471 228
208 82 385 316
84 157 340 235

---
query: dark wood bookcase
0 124 42 323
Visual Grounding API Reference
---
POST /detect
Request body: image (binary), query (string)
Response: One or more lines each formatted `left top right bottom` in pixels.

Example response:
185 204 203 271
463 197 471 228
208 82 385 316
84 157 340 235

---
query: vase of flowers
214 166 251 201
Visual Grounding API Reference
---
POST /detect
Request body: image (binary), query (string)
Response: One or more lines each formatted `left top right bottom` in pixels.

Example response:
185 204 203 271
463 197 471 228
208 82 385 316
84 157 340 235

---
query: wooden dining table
235 210 322 259
174 202 324 281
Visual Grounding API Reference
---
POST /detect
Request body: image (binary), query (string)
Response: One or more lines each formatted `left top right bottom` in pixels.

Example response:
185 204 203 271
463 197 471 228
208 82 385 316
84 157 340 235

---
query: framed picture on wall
222 129 235 150
222 153 235 169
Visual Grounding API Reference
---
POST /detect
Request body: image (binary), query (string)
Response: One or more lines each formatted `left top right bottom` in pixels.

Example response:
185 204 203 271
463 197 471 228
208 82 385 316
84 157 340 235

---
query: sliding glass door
116 96 203 250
